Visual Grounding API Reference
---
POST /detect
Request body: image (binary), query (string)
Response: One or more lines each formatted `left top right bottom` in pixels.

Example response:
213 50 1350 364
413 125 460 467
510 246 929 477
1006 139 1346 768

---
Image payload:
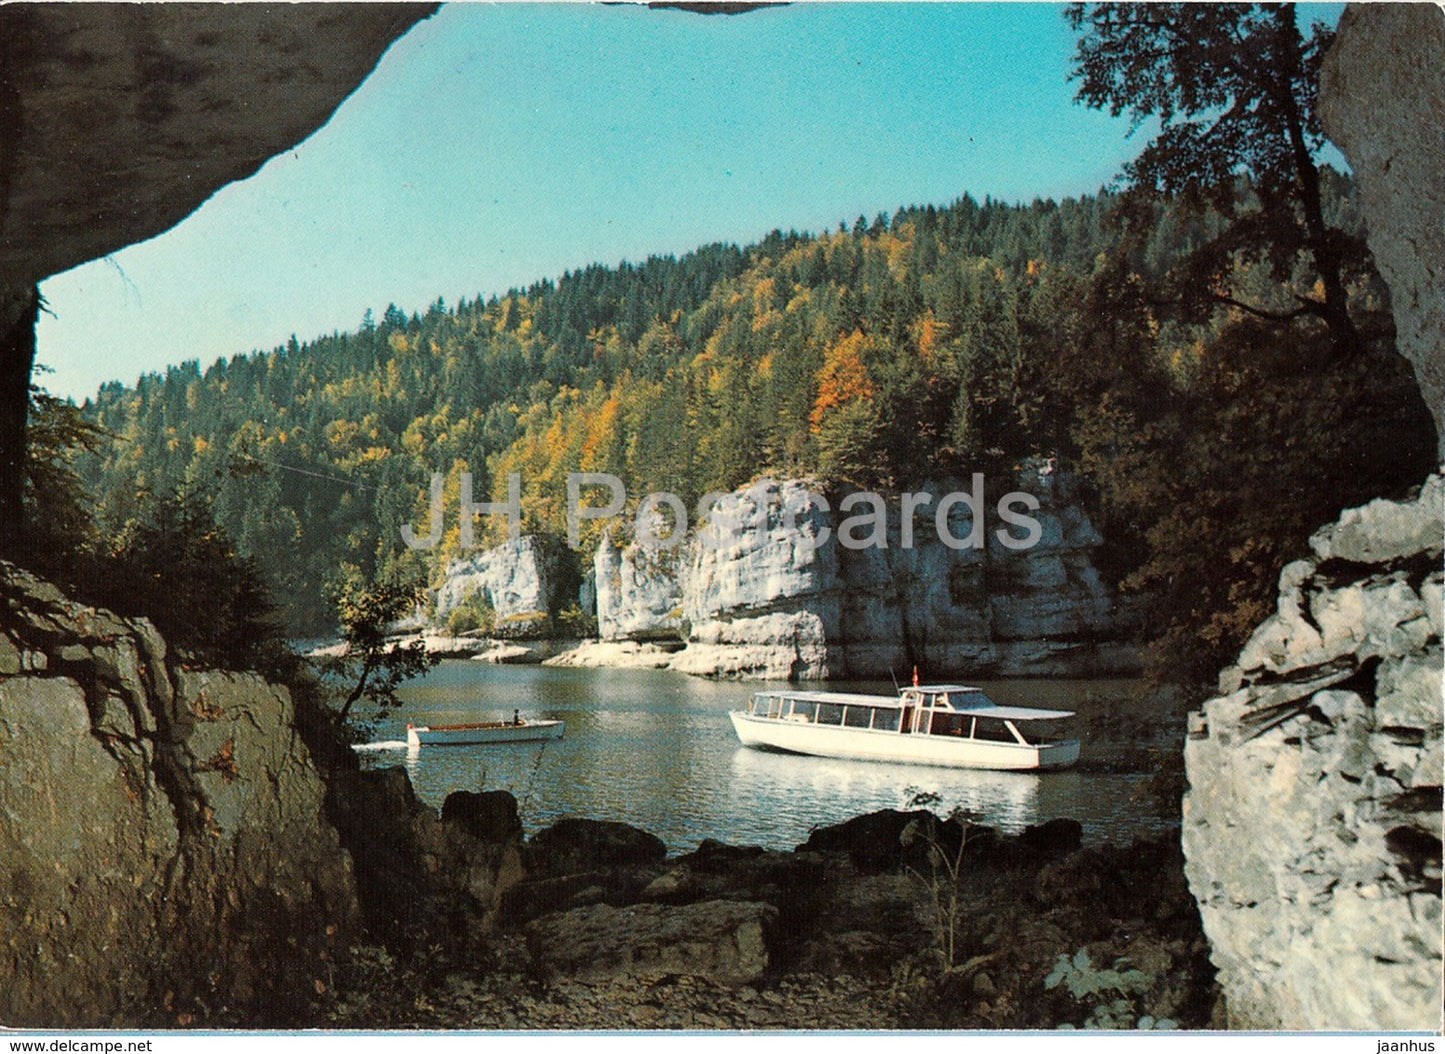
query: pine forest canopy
54 175 1436 685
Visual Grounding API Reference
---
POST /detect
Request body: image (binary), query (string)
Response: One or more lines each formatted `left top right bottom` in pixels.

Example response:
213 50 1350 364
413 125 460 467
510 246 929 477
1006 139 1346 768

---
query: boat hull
729 711 1078 771
406 720 565 747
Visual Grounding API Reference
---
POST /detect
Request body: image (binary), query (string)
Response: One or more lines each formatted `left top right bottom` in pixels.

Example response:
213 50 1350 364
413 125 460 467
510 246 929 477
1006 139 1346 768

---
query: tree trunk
338 652 377 723
1272 5 1361 358
0 285 38 557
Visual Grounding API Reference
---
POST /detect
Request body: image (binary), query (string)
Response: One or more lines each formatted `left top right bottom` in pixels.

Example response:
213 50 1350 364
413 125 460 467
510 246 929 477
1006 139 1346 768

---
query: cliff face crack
0 287 39 550
1 562 210 847
45 658 156 803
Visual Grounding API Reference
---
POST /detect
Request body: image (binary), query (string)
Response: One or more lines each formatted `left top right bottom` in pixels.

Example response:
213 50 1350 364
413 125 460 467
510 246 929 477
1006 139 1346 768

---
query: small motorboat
406 715 565 747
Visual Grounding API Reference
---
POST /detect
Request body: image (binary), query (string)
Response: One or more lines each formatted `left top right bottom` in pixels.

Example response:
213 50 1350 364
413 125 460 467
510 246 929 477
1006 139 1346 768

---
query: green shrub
492 610 550 640
555 603 597 637
445 591 495 636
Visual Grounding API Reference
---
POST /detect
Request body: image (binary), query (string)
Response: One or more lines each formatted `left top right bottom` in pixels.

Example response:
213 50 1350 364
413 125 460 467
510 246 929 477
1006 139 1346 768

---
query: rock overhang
0 2 437 288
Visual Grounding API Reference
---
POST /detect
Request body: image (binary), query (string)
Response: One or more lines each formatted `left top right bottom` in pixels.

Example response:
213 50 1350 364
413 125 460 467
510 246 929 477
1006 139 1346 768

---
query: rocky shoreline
312 628 1127 679
313 466 1144 681
420 469 1142 682
0 549 1196 1030
317 769 1217 1031
308 632 681 669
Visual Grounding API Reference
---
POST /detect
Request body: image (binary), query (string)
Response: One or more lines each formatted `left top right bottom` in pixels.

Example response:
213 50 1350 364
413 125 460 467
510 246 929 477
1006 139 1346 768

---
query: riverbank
313 629 1137 681
423 471 1144 682
0 552 1199 1029
308 632 674 667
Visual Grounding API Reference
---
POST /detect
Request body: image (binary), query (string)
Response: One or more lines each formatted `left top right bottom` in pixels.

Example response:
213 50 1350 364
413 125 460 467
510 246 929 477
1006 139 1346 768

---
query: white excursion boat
729 684 1079 771
406 716 565 747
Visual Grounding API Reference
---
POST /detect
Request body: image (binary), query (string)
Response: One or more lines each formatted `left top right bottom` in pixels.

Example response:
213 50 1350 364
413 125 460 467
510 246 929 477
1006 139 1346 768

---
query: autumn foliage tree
1063 3 1438 683
811 329 881 482
1072 313 1436 685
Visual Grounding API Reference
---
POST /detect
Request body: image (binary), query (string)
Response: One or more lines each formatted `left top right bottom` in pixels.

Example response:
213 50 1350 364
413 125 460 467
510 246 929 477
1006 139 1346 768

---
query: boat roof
754 686 983 704
751 688 1073 720
953 704 1075 721
753 690 905 707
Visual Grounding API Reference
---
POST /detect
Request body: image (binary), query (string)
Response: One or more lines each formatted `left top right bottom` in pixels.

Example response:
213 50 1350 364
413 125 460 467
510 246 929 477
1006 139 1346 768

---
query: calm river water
353 662 1181 853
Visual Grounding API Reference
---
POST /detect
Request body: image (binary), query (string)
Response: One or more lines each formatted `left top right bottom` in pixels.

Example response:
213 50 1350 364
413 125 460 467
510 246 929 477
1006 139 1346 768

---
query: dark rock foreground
322 799 1217 1030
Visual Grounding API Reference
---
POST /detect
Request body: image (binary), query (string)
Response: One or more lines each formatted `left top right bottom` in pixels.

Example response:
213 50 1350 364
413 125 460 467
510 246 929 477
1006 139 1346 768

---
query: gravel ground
325 936 907 1030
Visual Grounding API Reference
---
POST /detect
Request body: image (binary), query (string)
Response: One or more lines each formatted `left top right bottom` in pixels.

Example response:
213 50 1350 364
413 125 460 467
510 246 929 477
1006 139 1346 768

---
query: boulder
1017 818 1085 859
525 899 777 986
797 808 975 872
325 768 525 950
1309 475 1445 565
526 817 668 878
442 790 523 844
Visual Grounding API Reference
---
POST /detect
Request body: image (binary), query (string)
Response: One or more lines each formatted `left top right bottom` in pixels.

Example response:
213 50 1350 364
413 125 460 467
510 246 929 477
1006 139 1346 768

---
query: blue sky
35 2 1332 400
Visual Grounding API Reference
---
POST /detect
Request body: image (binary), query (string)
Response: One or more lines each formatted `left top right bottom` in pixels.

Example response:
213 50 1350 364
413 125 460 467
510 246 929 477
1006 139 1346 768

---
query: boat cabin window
928 712 968 737
1016 716 1071 744
788 700 818 722
971 718 1023 743
874 709 902 732
843 706 873 728
817 703 844 726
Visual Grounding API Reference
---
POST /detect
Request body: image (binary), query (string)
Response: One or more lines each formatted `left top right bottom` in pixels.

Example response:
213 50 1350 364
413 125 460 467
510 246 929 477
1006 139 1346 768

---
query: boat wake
352 739 410 751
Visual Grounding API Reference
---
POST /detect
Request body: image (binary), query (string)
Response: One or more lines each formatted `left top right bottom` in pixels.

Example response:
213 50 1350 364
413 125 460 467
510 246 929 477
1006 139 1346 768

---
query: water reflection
352 662 1179 852
727 747 1041 836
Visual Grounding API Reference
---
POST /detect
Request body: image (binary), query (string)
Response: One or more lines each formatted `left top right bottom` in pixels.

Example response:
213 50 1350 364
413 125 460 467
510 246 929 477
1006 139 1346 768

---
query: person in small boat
513 708 521 726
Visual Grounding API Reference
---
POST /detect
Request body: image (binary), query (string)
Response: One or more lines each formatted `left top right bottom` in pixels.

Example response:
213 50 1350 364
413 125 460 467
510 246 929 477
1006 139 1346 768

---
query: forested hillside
67 177 1437 682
